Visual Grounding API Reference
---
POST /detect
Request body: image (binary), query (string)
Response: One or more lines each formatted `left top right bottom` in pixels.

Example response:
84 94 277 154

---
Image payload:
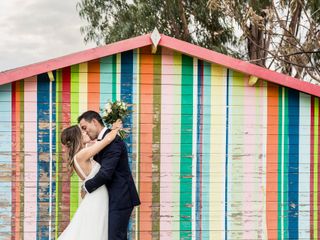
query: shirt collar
97 127 108 140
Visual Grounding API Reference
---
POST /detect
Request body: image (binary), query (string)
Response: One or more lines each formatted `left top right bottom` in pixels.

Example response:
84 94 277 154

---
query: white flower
121 102 127 110
105 102 112 112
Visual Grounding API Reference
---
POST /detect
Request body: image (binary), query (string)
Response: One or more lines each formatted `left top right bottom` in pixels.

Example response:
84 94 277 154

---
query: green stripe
70 65 80 218
55 70 62 238
180 54 193 239
152 48 161 237
278 86 283 239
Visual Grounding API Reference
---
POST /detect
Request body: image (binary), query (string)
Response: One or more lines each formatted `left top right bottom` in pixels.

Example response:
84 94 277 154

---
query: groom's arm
84 139 122 193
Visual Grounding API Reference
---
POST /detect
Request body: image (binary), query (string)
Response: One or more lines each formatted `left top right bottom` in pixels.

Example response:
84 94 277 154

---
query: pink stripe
243 76 258 239
160 47 174 238
23 76 37 239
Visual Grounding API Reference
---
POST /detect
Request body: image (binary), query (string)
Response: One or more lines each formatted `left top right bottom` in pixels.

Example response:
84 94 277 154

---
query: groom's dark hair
78 110 104 126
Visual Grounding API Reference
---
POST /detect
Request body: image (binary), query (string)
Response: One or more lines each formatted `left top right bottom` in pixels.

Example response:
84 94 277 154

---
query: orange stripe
88 60 100 111
139 47 153 239
266 83 278 239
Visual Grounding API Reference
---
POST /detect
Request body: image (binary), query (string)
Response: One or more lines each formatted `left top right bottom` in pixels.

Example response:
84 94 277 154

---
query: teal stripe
100 56 113 110
202 62 211 238
180 55 193 239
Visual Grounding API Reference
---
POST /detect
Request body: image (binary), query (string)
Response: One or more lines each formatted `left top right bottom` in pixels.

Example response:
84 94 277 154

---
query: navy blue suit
85 129 140 239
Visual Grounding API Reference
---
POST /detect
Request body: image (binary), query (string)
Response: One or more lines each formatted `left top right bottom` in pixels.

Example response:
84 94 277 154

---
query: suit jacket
84 129 140 210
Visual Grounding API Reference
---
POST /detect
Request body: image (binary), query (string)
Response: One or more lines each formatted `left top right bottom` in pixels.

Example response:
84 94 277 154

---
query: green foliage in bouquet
101 100 132 139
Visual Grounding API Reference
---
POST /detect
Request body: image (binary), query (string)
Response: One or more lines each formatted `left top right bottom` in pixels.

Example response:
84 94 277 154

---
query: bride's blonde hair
61 125 82 173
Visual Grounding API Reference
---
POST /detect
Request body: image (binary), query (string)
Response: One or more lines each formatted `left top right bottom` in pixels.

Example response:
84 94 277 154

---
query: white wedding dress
58 158 109 240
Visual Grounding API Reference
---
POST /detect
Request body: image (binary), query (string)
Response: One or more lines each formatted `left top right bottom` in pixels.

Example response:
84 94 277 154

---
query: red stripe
60 67 71 231
310 96 314 239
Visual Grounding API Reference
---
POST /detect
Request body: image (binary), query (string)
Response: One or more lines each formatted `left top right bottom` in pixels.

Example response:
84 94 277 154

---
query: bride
57 119 122 240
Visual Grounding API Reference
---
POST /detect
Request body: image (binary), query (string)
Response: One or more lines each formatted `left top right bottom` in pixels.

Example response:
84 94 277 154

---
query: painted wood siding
0 46 319 239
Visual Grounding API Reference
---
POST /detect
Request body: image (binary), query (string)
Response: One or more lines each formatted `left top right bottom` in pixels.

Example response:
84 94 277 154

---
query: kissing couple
58 110 140 240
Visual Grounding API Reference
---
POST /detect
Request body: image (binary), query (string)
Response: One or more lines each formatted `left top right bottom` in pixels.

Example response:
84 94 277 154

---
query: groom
78 110 140 240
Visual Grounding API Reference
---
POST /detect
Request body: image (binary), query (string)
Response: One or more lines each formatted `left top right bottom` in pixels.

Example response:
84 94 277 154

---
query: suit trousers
108 207 133 240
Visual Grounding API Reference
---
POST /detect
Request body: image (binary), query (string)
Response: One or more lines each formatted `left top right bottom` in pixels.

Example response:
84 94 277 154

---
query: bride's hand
111 119 122 130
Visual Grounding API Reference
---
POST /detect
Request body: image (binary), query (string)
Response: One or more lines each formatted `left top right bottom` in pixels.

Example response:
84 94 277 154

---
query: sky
0 0 95 71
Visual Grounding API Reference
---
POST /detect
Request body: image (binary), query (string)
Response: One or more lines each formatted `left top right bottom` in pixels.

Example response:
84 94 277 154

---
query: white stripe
299 93 311 238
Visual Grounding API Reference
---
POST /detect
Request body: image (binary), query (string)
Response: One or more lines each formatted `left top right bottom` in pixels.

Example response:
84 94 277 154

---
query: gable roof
0 33 319 97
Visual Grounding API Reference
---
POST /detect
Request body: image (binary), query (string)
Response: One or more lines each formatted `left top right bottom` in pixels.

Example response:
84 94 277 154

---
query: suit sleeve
84 138 122 193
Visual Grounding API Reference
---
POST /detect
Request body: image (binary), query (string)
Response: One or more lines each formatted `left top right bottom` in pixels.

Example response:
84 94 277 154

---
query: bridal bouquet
102 100 131 139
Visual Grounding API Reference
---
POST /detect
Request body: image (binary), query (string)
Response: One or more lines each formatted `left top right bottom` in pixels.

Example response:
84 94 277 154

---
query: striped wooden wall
0 46 319 239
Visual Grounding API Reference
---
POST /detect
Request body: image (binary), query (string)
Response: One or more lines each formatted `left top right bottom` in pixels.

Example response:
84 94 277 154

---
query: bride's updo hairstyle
61 125 82 173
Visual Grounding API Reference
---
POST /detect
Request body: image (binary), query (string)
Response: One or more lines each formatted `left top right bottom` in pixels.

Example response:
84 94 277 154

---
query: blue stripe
0 84 12 236
225 69 230 240
120 50 133 161
120 50 133 239
52 71 57 232
196 60 203 239
288 89 299 239
202 62 211 237
37 74 50 239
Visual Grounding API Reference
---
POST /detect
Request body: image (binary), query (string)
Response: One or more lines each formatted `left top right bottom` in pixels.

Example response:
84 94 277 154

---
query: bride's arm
76 120 122 163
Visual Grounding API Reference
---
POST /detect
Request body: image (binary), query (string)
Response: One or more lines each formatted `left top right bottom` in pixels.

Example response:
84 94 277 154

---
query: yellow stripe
210 64 227 239
79 63 88 114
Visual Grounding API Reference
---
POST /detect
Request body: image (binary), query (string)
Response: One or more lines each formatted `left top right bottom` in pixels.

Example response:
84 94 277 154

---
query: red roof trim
0 33 319 97
159 35 320 97
0 34 152 85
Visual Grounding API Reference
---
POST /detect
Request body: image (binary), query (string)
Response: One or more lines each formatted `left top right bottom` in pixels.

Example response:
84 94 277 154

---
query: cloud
0 0 95 71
